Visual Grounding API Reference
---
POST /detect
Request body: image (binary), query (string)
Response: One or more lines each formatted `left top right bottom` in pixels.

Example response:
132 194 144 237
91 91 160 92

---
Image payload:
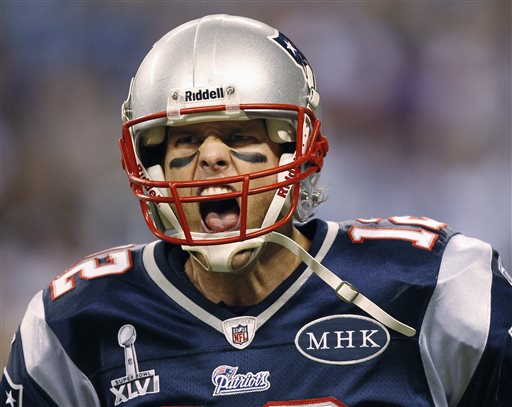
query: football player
2 14 511 407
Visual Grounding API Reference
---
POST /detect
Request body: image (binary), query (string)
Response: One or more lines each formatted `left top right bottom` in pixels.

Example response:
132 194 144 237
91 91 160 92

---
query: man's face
164 119 282 235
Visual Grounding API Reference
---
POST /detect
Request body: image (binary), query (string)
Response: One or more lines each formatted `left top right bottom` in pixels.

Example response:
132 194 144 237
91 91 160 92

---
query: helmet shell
125 14 317 122
119 14 328 268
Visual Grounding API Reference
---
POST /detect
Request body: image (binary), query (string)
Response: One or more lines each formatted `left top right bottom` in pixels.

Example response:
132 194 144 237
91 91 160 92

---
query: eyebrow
169 152 198 168
231 150 268 164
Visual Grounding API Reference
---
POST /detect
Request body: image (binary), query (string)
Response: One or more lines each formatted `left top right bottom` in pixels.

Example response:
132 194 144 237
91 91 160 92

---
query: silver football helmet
120 14 328 272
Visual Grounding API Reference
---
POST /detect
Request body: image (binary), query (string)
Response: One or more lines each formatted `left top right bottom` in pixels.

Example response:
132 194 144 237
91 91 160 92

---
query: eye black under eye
169 152 198 168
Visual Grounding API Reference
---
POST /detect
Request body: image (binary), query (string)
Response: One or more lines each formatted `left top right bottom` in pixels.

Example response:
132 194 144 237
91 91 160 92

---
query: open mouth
199 187 241 233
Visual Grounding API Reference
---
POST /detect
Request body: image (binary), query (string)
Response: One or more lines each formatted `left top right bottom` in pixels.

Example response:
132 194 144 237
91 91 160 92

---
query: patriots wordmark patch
211 365 270 396
222 316 257 349
3 369 23 407
110 325 160 405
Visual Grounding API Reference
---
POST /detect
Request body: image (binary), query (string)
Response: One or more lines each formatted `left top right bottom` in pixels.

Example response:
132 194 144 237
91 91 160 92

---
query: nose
197 136 231 174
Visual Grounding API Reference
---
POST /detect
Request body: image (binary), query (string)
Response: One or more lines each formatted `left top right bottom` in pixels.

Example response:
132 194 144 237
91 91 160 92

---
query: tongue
204 208 240 232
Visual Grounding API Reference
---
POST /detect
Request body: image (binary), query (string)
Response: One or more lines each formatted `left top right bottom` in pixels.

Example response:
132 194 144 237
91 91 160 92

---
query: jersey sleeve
1 290 101 407
1 330 58 407
419 234 512 406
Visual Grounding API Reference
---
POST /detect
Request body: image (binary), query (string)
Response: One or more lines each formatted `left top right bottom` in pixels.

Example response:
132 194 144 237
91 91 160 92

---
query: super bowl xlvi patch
294 314 390 365
222 316 257 349
211 365 270 396
110 325 160 405
3 369 23 407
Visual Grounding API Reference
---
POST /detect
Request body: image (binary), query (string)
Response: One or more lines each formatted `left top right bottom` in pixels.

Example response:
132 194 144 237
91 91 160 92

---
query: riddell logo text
185 87 225 103
136 164 157 197
277 168 300 198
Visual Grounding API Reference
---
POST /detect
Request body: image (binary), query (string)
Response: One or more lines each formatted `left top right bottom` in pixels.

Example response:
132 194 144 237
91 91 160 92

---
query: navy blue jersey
2 218 511 406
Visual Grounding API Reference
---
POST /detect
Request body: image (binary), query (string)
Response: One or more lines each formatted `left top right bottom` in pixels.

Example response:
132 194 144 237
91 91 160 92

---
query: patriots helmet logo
271 32 309 69
270 31 318 106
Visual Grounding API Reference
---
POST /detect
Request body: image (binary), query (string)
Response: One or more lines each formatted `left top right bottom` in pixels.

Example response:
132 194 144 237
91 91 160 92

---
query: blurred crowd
1 1 510 367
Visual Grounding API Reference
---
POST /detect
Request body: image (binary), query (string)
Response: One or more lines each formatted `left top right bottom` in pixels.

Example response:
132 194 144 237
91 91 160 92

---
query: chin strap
266 231 417 337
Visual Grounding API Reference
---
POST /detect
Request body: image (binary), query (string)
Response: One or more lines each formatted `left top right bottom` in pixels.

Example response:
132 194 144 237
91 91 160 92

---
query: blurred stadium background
1 1 510 368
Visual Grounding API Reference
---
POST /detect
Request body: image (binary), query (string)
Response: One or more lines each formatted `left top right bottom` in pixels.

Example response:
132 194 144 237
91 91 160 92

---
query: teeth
200 187 232 196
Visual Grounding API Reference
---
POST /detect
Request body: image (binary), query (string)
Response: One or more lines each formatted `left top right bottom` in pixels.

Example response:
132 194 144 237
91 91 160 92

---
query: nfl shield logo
232 324 249 345
222 316 257 349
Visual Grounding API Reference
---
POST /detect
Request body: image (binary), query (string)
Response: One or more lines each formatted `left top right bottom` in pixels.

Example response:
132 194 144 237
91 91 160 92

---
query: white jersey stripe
143 240 224 332
20 291 100 406
420 234 493 406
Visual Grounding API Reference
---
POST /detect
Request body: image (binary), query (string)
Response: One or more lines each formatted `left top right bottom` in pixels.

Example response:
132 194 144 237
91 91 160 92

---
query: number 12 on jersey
50 246 133 300
349 216 447 251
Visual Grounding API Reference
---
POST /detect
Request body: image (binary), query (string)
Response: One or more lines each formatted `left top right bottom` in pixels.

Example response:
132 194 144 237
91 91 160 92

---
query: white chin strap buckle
181 232 267 273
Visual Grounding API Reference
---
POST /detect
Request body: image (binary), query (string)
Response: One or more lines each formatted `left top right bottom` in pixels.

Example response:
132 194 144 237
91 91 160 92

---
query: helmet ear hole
266 119 295 143
139 127 167 167
140 143 166 168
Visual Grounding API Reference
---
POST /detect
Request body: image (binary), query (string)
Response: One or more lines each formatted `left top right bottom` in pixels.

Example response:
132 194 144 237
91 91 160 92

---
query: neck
183 226 311 307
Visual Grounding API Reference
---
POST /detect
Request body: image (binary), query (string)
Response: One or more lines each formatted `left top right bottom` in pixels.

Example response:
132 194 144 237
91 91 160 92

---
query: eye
225 134 257 146
175 135 202 146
